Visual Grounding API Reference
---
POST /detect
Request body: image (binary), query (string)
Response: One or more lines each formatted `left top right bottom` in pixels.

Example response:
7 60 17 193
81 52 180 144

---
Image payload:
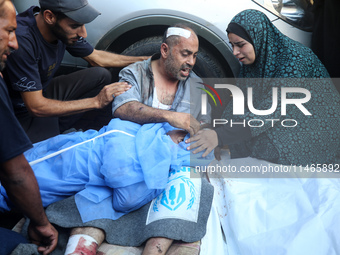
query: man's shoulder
130 55 152 69
187 71 203 83
15 7 40 45
120 57 151 79
127 59 149 69
186 72 204 89
16 7 37 31
189 71 201 79
124 53 156 73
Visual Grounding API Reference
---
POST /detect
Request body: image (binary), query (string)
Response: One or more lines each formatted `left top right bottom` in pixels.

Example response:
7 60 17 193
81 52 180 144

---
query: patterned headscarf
221 9 340 166
228 9 328 79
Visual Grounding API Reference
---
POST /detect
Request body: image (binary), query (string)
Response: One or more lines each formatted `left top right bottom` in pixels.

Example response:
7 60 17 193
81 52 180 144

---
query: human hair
162 23 197 47
0 0 11 19
40 7 68 21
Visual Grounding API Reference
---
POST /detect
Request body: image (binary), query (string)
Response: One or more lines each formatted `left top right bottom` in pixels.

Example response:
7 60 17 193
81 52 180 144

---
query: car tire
120 36 228 78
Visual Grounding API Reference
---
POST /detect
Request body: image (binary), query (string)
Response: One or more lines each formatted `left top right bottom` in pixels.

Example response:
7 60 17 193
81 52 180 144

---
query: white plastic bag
209 155 340 255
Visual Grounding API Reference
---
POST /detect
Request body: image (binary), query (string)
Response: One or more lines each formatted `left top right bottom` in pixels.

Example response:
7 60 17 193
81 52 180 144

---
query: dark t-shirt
0 78 32 163
3 6 94 114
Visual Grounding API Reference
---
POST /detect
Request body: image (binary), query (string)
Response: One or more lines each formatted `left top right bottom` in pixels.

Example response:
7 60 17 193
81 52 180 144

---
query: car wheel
119 36 229 78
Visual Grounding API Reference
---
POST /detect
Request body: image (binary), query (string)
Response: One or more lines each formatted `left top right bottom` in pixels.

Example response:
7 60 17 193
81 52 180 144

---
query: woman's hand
185 129 218 158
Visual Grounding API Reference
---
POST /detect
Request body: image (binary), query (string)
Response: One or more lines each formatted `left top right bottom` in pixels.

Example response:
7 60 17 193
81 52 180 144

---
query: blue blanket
0 118 213 222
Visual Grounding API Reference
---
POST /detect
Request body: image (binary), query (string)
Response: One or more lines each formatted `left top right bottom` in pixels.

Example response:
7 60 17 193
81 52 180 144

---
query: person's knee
0 227 28 254
112 198 131 212
112 190 138 212
93 67 112 85
112 187 161 213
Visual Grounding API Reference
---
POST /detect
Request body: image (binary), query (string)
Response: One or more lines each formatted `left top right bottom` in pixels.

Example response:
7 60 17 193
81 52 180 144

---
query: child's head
166 128 214 167
163 124 214 168
167 129 188 144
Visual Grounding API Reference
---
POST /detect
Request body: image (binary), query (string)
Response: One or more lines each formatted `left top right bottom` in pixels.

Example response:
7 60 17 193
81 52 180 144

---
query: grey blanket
12 174 213 255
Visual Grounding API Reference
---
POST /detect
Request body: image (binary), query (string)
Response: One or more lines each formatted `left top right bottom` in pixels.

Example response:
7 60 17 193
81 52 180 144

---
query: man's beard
50 21 78 46
0 49 10 72
164 52 192 81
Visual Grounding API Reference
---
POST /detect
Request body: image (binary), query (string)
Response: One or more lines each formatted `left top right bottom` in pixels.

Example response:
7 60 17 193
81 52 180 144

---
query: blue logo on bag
153 175 197 212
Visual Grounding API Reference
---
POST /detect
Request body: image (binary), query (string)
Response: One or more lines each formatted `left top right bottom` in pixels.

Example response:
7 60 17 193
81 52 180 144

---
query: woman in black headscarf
188 9 340 166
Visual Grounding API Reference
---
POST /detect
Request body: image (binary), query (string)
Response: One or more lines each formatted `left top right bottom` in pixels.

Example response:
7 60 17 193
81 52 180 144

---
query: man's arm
114 101 200 136
20 82 130 117
83 49 149 68
0 154 58 255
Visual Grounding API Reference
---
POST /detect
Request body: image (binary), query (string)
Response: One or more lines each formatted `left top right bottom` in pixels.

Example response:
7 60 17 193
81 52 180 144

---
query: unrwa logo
152 176 197 212
198 82 223 115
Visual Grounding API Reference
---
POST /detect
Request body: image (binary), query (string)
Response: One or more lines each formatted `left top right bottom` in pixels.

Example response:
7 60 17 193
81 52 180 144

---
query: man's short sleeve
5 35 43 92
0 80 32 163
111 66 143 115
66 38 94 58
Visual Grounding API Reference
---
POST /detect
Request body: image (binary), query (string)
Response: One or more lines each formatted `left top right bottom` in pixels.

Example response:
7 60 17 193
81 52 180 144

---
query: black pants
17 67 112 143
0 227 28 255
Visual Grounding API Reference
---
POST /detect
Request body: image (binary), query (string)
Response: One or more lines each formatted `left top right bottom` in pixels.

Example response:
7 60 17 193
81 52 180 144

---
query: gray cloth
11 175 214 255
112 54 211 124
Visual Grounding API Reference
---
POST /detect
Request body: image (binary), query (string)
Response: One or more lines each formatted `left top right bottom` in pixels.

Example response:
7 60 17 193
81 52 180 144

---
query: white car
13 0 314 79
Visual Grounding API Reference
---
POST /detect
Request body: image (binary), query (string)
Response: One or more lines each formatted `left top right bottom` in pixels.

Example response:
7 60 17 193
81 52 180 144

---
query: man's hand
28 222 58 255
186 129 218 158
168 112 200 136
95 82 131 108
